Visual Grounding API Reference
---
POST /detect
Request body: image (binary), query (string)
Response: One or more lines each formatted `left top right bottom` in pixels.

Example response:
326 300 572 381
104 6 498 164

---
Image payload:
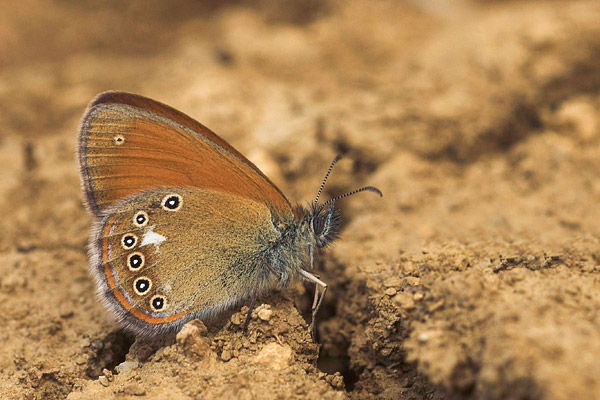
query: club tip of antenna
366 186 383 197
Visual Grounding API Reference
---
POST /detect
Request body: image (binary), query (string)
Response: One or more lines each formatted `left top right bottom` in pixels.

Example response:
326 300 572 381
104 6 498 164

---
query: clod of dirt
255 343 293 371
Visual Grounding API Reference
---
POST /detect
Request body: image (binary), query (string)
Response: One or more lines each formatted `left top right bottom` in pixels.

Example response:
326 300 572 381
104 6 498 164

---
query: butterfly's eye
133 277 152 295
121 234 138 249
311 207 341 249
150 295 167 312
312 215 325 235
133 211 149 227
161 194 182 211
127 252 145 271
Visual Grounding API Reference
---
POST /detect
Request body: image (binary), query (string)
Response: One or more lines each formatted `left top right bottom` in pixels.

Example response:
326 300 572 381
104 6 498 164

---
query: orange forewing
78 92 292 219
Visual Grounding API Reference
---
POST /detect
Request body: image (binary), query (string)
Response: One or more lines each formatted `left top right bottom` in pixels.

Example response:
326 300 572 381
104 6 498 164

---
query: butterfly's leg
311 284 327 340
243 296 257 333
311 280 320 311
299 269 328 340
308 270 323 311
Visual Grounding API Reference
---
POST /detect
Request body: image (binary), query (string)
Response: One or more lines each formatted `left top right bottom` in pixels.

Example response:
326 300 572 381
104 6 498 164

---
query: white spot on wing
141 226 166 252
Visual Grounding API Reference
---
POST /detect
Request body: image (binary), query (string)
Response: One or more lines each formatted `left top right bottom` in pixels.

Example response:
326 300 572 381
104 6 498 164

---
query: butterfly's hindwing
90 187 282 335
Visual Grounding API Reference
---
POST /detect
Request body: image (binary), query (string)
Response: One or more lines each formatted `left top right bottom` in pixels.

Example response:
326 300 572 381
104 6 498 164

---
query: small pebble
418 329 441 343
383 277 402 287
59 305 74 319
582 263 595 273
258 308 273 321
405 276 420 286
326 372 344 389
122 383 146 396
413 292 424 301
403 264 416 274
116 360 139 375
392 292 415 309
98 375 109 387
75 355 87 365
102 368 113 382
380 347 392 357
384 288 397 296
428 299 445 312
255 343 292 371
221 350 233 361
230 313 244 326
249 331 258 344
176 321 208 352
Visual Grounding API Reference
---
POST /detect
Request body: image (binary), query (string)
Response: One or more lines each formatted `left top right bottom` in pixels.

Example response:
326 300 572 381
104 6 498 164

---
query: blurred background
2 1 600 399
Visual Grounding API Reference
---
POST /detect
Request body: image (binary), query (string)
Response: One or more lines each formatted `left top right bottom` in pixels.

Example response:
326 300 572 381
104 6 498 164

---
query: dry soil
1 1 600 399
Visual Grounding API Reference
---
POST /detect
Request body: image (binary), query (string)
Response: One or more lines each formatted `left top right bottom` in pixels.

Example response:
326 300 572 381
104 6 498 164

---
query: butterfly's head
308 155 382 249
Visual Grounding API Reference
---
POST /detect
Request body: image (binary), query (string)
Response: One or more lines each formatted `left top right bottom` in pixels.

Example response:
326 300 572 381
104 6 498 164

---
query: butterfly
78 91 381 337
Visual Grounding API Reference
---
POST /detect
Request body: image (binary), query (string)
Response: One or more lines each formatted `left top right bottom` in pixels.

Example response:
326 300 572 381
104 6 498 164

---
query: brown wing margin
77 91 292 219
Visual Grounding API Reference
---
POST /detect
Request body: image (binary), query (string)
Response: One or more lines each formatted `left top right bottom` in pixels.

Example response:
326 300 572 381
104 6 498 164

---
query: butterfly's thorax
263 208 312 289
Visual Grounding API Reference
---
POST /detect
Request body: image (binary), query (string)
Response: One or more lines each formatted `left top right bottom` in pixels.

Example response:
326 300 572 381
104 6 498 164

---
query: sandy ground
1 1 600 399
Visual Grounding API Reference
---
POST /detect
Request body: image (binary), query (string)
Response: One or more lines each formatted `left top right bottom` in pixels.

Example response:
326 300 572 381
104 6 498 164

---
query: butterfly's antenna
314 154 343 208
317 186 382 214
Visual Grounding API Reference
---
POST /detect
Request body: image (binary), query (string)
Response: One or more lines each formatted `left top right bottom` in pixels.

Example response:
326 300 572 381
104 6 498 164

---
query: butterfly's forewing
92 187 280 335
78 91 292 220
